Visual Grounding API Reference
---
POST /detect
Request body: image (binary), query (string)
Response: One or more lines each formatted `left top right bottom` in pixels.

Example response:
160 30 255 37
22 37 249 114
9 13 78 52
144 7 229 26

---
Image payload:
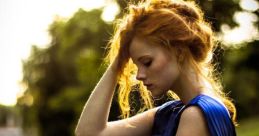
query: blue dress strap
152 100 185 136
151 94 236 136
186 94 236 136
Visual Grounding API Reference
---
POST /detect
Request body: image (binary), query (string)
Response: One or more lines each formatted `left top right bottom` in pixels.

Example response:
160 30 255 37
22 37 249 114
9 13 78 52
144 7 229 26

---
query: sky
0 0 258 106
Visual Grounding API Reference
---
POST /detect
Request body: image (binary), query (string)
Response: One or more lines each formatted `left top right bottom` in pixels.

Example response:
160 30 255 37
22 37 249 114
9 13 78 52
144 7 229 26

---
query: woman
75 0 237 136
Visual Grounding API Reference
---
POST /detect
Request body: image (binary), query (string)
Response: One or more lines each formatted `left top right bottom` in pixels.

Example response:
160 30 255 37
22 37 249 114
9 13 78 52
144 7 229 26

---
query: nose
136 68 146 81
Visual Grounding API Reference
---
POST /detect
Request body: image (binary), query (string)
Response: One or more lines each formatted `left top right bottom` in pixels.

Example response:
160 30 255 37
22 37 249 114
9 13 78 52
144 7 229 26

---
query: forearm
75 64 118 136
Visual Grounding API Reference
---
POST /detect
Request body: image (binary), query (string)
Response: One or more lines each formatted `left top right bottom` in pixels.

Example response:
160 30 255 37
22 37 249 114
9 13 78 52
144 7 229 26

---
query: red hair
105 0 236 124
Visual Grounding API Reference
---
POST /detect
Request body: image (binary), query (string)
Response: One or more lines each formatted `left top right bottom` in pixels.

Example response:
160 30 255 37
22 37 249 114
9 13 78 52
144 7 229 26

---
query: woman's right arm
75 58 157 136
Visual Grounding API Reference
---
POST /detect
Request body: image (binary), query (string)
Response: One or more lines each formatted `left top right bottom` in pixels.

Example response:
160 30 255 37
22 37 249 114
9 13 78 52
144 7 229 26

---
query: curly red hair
105 0 236 124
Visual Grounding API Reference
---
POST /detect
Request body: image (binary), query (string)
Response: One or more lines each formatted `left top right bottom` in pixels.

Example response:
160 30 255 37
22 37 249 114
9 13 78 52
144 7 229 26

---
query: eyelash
143 61 152 67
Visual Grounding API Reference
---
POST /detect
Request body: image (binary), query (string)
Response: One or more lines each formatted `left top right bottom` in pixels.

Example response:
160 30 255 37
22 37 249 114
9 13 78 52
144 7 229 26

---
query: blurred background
0 0 258 136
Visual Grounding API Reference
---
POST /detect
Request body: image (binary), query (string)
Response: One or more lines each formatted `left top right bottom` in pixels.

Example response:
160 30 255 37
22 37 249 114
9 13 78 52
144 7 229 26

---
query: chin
150 89 165 98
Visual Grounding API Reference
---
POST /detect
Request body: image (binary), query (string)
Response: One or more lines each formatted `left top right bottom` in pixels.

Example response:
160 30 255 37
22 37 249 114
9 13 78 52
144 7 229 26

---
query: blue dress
151 94 236 136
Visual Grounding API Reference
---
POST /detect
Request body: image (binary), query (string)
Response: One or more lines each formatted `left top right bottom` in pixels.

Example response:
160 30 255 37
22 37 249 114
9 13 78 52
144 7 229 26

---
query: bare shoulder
176 106 210 136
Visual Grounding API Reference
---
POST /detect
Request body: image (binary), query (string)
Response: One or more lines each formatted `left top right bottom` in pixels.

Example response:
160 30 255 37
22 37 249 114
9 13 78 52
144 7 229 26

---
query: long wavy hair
105 0 236 124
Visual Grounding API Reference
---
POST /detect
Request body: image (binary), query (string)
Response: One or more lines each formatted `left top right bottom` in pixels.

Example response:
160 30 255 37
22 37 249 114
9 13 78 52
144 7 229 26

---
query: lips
144 83 151 86
144 83 153 90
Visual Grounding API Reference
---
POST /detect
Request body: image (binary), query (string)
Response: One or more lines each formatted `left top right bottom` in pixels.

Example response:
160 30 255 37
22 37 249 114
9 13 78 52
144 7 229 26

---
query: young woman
75 0 237 136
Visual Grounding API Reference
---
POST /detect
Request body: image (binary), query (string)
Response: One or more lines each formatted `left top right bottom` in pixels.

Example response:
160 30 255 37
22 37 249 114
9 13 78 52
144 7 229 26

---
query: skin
130 36 213 104
129 36 181 97
75 36 212 136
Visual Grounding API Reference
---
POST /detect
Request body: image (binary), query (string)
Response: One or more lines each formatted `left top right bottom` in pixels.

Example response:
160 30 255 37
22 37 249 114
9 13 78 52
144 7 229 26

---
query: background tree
18 0 259 135
18 9 114 136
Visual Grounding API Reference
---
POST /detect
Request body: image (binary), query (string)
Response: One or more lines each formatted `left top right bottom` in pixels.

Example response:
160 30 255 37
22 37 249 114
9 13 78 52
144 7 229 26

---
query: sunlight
220 0 259 46
0 0 116 106
221 11 258 46
2 0 255 106
0 62 21 106
240 0 259 11
101 2 120 22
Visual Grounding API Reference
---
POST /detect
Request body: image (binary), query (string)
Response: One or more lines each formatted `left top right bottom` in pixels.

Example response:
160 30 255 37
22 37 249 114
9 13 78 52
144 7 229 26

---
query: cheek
152 58 179 88
150 57 171 79
152 59 168 72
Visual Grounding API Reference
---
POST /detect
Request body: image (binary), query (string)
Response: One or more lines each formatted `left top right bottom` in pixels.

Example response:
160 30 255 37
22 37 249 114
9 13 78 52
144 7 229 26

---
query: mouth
144 84 154 90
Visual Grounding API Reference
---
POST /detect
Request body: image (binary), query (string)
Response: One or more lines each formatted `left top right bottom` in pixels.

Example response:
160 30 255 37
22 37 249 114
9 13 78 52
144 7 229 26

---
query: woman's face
129 36 181 97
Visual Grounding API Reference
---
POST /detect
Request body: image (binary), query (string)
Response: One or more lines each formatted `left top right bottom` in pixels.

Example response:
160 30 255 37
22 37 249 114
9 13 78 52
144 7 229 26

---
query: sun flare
0 0 120 106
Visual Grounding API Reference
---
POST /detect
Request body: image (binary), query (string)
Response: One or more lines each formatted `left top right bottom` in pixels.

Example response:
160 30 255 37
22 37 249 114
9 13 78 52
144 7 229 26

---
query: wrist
110 57 119 72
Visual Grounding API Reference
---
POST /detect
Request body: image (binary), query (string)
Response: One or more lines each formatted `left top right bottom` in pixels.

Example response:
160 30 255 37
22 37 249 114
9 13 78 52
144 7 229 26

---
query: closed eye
143 60 152 67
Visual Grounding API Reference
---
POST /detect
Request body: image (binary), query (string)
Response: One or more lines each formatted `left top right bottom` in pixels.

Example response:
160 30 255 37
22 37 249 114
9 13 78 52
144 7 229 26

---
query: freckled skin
129 36 181 97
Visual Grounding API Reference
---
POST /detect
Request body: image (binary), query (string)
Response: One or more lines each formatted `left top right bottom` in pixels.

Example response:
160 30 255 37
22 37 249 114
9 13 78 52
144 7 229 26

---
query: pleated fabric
151 94 236 136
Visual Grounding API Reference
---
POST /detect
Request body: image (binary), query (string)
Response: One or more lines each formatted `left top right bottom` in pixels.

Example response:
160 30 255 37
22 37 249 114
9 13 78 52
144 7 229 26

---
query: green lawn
236 116 259 136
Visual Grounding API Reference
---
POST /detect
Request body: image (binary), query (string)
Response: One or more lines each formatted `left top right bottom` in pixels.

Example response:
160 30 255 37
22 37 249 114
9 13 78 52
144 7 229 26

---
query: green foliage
19 9 112 136
19 0 259 135
223 41 259 118
0 105 10 126
236 116 259 136
0 105 22 127
198 0 241 31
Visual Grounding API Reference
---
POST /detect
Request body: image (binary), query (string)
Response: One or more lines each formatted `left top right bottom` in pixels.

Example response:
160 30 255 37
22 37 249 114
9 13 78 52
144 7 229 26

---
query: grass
236 116 259 136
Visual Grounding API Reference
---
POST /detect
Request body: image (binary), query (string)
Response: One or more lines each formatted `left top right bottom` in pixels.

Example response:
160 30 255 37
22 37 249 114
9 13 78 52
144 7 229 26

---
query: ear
176 50 187 67
178 53 185 63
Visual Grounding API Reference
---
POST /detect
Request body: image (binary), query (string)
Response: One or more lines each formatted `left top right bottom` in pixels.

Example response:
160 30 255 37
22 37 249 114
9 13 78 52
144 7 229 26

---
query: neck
172 65 213 104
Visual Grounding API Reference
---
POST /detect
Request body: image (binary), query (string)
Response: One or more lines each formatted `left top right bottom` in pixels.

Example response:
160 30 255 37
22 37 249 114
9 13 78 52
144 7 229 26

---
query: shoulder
189 94 230 117
181 106 204 119
177 94 237 136
176 106 209 136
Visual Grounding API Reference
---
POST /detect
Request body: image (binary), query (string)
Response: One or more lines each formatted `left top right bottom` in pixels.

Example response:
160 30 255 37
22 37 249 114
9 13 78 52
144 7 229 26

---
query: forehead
129 36 173 59
129 36 157 58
